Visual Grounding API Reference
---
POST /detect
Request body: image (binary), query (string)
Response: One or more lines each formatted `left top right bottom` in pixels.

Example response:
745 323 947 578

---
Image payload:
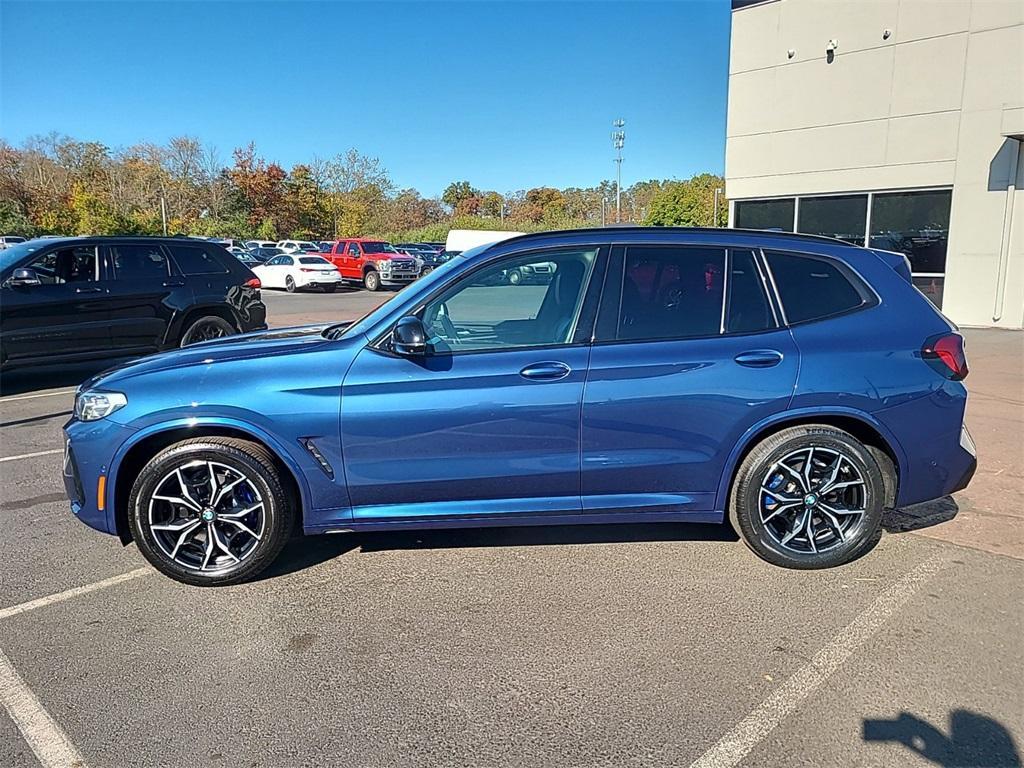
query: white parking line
0 389 77 404
688 553 948 768
0 645 89 768
0 449 64 463
0 568 150 622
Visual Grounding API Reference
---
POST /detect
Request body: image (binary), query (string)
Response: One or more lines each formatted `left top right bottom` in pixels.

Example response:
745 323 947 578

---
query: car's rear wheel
729 425 884 569
285 275 297 293
507 268 522 285
180 316 235 347
128 437 295 586
364 269 380 291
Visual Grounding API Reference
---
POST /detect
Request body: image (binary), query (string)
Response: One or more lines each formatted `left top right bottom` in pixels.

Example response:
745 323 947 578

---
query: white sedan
253 254 344 293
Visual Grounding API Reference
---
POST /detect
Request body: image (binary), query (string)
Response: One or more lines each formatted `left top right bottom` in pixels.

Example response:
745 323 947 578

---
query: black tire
128 437 296 586
322 284 337 293
420 266 432 277
180 315 236 347
363 269 380 291
507 268 522 286
729 425 884 569
285 275 297 293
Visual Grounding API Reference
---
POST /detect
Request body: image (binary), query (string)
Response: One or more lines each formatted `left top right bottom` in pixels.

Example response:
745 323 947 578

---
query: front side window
110 244 169 280
617 246 725 341
420 248 597 353
26 246 98 284
167 245 228 275
348 243 362 256
765 250 868 324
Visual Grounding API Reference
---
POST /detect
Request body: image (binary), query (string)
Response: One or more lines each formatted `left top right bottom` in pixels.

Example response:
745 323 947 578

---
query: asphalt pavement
0 289 1021 768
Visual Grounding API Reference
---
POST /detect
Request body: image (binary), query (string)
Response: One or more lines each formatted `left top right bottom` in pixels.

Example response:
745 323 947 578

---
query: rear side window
618 246 725 341
110 244 169 280
167 245 228 275
726 250 774 333
765 251 867 324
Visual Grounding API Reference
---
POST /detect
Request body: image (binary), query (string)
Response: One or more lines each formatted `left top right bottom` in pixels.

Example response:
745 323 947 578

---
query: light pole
601 197 608 227
713 187 723 227
611 119 625 222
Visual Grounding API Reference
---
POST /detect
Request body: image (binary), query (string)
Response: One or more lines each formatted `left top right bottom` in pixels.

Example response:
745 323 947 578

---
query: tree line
0 134 727 243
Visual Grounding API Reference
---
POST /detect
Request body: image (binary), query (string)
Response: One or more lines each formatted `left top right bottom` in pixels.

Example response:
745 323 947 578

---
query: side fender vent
300 438 335 479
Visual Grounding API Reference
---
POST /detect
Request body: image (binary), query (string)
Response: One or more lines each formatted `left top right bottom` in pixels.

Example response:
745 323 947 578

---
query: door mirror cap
7 267 41 287
393 315 427 356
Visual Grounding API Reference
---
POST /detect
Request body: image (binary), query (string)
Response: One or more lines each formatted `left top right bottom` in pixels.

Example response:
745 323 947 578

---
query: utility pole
601 197 608 227
611 119 625 222
713 187 723 227
160 195 168 236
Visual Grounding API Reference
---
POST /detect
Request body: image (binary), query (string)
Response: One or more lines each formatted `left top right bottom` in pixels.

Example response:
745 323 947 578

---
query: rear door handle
734 350 784 368
75 286 104 294
520 361 572 381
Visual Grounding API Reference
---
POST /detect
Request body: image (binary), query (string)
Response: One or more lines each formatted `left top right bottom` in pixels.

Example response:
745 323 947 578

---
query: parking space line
687 553 948 768
0 389 77 404
0 449 63 463
0 645 88 768
0 568 150 622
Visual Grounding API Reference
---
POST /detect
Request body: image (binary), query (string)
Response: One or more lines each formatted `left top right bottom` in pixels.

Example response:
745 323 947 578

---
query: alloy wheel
759 446 867 554
183 320 230 345
147 460 265 572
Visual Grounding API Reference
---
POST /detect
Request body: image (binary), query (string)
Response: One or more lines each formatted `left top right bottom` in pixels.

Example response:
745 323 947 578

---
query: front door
0 244 110 363
582 245 798 515
340 246 603 521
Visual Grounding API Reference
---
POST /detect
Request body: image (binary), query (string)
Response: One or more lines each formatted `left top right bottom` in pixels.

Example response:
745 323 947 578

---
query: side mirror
393 315 427 356
8 267 41 287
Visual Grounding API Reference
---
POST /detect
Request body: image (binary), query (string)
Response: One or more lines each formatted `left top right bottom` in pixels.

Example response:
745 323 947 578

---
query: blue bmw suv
63 228 976 585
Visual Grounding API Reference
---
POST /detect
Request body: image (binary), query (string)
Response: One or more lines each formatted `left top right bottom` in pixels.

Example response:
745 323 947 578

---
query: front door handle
162 279 186 288
734 349 784 368
75 286 104 294
520 361 571 381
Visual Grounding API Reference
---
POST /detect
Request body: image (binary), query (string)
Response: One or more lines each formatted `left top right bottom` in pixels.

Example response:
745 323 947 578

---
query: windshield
0 239 51 273
361 241 398 254
326 245 488 340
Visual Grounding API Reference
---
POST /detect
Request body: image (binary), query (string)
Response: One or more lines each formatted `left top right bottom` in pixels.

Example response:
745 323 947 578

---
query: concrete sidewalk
909 328 1024 560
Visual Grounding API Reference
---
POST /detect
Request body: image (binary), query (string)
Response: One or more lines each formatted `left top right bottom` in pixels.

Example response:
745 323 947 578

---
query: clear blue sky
1 1 731 197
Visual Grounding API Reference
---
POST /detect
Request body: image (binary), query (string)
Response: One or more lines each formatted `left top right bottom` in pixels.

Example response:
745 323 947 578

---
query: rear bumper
875 384 977 507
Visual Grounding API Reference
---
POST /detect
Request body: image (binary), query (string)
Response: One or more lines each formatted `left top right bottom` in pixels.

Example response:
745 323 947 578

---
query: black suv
0 237 267 370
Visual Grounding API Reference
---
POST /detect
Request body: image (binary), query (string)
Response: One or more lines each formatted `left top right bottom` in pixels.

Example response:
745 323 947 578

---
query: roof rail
492 226 862 248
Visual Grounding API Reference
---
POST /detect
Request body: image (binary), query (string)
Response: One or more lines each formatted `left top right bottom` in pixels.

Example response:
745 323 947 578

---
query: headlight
75 391 128 421
375 259 391 270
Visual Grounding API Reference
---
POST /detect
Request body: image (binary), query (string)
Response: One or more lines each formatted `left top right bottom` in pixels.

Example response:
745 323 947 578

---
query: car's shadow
258 522 739 581
260 497 963 582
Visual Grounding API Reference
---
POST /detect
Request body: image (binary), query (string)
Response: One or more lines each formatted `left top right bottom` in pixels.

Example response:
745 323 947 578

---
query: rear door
0 244 110 362
103 242 179 353
582 244 798 515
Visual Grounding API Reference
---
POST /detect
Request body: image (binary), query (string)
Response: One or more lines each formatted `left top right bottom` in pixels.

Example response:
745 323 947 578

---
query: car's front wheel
128 437 295 586
363 269 380 291
729 425 884 569
180 316 236 347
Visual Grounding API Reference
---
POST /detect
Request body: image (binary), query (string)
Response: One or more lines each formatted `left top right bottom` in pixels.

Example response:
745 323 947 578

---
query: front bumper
379 272 419 286
63 417 139 536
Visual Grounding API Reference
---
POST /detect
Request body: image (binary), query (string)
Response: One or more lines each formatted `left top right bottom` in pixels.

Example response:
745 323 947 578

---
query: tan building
725 0 1023 329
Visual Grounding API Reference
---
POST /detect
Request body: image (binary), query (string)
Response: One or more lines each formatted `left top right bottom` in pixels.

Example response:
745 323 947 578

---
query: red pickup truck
318 239 421 291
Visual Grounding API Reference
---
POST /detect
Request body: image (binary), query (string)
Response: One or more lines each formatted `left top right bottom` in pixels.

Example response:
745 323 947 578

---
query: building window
734 198 794 231
797 195 868 245
869 190 952 309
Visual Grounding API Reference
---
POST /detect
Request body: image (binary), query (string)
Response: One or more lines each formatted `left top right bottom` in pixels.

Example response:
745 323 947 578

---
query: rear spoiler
870 248 913 283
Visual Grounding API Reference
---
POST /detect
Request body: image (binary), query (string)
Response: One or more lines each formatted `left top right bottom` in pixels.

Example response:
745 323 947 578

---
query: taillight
922 332 968 380
300 268 317 273
244 277 261 288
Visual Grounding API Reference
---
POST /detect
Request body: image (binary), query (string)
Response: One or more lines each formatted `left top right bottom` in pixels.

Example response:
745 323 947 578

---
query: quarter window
765 251 867 324
110 244 168 280
167 245 228 275
420 249 597 353
617 246 725 341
